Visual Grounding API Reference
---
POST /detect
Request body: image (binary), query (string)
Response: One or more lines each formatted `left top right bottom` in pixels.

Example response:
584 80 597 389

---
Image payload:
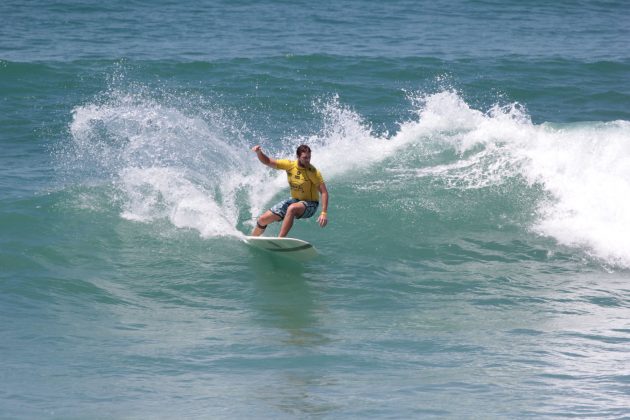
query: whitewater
3 0 630 417
63 87 630 269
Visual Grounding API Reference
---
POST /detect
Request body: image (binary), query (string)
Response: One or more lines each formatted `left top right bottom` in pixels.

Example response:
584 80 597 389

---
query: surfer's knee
258 210 280 225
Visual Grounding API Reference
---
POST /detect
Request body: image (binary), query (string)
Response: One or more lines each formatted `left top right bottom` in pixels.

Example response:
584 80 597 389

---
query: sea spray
66 88 263 237
393 91 630 267
63 85 630 267
525 121 630 266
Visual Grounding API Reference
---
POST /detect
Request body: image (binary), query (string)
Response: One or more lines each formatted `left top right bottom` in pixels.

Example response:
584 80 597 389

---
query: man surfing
251 144 328 237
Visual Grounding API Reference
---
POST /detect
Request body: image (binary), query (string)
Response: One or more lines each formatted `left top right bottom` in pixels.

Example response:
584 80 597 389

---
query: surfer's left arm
317 182 328 228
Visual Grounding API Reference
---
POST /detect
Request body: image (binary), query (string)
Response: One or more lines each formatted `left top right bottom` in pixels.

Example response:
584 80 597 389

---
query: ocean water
2 0 630 417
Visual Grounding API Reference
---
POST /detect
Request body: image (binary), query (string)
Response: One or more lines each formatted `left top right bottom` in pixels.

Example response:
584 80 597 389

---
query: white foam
118 166 241 237
294 95 392 177
68 90 264 239
394 91 630 268
525 121 630 266
67 87 630 267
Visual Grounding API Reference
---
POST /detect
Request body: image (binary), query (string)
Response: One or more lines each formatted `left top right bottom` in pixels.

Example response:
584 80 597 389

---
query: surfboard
244 236 318 260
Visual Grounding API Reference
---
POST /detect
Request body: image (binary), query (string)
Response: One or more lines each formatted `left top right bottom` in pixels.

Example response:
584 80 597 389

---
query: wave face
3 1 630 417
60 84 630 268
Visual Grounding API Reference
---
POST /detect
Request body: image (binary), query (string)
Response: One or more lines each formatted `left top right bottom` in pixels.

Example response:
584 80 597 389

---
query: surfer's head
296 144 311 167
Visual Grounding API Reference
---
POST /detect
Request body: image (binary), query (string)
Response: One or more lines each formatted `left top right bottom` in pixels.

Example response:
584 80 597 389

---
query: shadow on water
246 248 340 415
248 248 329 347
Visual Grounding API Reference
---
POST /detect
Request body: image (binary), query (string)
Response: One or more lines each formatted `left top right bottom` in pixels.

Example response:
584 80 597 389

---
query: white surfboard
244 236 318 260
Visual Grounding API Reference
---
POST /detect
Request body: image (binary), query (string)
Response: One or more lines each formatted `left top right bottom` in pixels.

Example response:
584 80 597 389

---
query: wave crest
62 86 630 267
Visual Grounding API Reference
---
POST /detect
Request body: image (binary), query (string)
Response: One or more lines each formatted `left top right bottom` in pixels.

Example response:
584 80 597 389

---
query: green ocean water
2 1 630 418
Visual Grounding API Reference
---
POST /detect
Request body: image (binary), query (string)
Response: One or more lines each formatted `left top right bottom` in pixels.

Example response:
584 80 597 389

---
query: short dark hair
296 144 311 156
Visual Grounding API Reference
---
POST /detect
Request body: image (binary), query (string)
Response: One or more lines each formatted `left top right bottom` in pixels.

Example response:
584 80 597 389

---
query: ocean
1 0 630 417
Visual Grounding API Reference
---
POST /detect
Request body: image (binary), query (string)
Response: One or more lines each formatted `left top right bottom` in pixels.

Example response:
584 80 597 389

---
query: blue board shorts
270 198 319 220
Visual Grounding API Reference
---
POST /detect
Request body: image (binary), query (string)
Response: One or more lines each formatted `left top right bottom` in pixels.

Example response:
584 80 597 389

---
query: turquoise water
2 1 630 417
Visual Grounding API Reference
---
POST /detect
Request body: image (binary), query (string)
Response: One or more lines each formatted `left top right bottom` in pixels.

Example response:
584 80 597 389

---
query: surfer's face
297 151 311 167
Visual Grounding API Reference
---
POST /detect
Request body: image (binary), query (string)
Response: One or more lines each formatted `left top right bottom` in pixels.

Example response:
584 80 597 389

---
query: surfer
251 144 328 237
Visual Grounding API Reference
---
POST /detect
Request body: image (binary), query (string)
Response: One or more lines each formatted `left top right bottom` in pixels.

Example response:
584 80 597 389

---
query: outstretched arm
317 182 328 228
251 145 277 168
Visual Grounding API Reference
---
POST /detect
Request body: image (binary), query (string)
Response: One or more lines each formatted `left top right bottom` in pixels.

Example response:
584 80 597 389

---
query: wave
59 85 630 268
399 92 630 268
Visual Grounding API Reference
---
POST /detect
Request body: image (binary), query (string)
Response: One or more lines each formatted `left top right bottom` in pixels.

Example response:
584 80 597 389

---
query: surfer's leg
278 202 306 237
251 210 281 236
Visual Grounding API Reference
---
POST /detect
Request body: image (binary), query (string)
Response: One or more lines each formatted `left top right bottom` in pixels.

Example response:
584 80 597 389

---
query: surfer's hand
252 145 262 153
318 212 328 227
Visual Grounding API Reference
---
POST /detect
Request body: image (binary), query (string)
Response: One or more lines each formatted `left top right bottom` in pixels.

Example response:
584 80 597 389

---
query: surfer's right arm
252 145 277 168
